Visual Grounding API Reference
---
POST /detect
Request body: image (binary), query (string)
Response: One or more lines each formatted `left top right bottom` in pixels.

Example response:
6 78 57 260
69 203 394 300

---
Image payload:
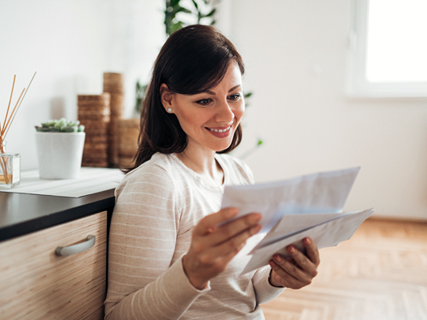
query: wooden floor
261 218 427 320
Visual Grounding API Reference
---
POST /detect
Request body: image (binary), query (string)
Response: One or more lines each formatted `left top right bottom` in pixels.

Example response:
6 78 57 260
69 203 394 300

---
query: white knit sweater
104 153 284 319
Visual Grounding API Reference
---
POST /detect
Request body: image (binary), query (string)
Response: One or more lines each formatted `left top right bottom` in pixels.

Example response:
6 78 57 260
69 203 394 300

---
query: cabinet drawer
0 211 107 320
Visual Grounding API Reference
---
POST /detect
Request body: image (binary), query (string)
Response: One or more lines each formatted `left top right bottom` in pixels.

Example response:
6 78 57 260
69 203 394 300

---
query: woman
104 25 320 319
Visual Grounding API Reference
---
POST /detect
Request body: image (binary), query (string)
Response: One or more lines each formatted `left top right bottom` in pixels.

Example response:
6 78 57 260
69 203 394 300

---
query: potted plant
35 118 85 179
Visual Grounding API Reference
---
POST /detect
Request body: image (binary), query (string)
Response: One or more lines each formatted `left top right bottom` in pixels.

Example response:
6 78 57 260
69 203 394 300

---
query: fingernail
252 213 262 223
274 255 282 262
304 238 312 245
287 246 296 254
228 208 238 218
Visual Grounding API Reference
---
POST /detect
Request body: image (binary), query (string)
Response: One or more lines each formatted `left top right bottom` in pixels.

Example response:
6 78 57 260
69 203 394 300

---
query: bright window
347 0 427 97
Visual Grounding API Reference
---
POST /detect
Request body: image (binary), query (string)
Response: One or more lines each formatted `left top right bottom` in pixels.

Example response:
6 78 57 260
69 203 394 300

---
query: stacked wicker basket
77 94 111 167
77 72 141 169
118 118 140 170
103 73 124 168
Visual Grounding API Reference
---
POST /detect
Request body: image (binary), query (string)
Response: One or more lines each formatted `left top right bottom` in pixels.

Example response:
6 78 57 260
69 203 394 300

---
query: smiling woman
104 25 320 320
160 62 244 167
131 24 246 170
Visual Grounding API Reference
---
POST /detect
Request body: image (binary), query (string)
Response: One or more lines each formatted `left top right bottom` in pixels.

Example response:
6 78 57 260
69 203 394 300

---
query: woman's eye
196 99 212 106
228 94 241 101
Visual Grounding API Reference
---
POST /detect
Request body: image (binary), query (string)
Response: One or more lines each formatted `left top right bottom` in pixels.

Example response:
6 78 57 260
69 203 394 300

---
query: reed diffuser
0 72 36 189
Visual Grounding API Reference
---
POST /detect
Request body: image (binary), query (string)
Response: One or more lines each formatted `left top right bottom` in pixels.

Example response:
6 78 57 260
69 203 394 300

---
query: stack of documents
220 167 373 274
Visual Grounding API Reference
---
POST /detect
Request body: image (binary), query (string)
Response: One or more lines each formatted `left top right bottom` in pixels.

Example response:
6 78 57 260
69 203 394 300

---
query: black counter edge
0 196 115 242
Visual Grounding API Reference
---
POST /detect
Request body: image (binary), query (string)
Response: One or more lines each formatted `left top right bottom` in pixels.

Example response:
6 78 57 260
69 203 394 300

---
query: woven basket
118 118 140 170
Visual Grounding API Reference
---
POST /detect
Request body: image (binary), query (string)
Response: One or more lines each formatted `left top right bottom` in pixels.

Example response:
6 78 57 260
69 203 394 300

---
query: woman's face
163 61 245 154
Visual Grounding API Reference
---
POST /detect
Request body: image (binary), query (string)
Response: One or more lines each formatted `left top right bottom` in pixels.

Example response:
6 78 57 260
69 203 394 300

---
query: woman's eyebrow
228 85 241 92
200 85 242 95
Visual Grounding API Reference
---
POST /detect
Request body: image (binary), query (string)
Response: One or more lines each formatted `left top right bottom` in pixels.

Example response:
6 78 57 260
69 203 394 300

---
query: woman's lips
205 125 232 137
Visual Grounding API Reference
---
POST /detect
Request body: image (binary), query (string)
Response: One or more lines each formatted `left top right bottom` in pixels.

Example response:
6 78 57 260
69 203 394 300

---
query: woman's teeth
207 126 231 133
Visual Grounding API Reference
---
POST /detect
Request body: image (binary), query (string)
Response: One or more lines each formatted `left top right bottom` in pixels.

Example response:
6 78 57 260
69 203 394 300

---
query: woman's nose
215 100 235 123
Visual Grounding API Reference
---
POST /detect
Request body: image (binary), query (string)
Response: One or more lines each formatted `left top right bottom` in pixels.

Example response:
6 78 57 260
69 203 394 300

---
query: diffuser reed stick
0 72 36 186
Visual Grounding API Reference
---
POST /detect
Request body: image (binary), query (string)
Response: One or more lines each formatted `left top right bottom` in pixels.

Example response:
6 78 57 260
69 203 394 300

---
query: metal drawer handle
55 235 96 257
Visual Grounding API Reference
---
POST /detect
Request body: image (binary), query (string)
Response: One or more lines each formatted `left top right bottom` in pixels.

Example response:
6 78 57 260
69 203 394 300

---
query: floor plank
261 219 427 320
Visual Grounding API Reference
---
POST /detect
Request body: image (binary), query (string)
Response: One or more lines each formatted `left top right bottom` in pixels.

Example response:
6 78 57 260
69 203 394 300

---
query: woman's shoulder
216 153 255 185
126 153 172 177
115 153 177 194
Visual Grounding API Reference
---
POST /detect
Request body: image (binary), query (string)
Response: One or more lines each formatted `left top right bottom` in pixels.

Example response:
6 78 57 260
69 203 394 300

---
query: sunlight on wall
366 0 427 82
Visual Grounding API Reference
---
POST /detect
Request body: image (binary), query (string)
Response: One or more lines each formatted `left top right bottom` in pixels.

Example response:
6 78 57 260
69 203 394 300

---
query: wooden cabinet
0 211 107 320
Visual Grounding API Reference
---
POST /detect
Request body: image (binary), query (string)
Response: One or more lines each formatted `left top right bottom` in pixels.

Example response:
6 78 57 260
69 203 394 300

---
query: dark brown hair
129 25 245 172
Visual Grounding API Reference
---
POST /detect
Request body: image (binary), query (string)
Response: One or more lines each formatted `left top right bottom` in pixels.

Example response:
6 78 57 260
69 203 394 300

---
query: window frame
346 0 427 98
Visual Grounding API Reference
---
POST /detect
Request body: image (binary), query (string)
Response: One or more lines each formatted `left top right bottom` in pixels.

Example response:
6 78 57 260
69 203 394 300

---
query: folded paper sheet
219 167 374 274
221 167 360 233
241 209 374 274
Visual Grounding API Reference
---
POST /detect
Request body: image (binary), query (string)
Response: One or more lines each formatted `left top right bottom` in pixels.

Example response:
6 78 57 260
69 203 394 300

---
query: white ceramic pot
35 132 86 179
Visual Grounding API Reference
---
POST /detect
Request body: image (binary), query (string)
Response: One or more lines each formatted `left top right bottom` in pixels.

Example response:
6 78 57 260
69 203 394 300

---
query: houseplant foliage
35 118 85 133
34 118 86 179
135 0 218 114
164 0 216 36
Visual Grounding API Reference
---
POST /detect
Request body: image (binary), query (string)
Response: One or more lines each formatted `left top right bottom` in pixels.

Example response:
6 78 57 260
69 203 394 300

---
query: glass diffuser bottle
0 140 21 189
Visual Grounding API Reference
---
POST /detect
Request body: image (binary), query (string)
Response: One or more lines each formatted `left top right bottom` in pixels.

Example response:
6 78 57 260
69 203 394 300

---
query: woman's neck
177 148 224 185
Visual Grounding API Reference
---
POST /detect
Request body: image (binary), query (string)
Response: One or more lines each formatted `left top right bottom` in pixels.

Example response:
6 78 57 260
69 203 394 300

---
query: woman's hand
182 207 262 290
268 237 320 289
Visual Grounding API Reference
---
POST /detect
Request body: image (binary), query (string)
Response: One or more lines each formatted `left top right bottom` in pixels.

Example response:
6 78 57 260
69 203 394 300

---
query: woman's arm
104 166 207 320
252 266 286 305
104 165 264 319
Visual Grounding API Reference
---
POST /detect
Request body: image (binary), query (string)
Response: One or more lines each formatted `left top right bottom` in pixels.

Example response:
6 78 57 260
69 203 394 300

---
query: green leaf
191 0 199 10
173 5 191 15
257 139 264 146
171 21 184 33
61 126 77 132
203 8 216 18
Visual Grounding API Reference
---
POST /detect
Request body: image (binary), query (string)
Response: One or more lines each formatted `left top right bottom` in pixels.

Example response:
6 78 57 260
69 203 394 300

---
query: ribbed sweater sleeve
104 165 209 320
252 266 285 305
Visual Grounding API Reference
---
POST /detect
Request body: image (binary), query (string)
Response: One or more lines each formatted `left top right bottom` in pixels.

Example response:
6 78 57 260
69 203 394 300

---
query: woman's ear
160 84 174 113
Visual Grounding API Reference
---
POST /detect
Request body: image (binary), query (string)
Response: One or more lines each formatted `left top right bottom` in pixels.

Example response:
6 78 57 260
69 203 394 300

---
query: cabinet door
0 211 107 320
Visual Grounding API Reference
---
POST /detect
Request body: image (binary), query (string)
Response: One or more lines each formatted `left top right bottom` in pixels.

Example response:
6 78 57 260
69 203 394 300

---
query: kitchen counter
0 189 115 242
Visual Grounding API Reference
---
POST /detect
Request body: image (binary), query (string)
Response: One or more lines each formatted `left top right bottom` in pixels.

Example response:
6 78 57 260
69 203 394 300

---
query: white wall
0 0 165 170
223 0 427 220
2 0 426 220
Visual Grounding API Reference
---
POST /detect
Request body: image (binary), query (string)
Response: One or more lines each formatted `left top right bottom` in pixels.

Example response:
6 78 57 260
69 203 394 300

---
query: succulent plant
35 118 85 132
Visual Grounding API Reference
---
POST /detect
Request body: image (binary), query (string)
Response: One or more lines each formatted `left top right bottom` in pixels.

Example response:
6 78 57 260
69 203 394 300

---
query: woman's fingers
269 260 306 289
195 223 261 275
268 238 321 288
207 212 262 245
302 237 320 267
183 208 262 289
194 208 262 246
194 207 239 236
285 243 318 278
211 223 262 257
271 253 313 285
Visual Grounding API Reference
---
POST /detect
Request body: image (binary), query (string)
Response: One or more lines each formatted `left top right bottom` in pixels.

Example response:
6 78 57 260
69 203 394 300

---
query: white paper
241 208 374 274
0 168 124 197
218 167 373 275
253 211 344 250
220 167 360 233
